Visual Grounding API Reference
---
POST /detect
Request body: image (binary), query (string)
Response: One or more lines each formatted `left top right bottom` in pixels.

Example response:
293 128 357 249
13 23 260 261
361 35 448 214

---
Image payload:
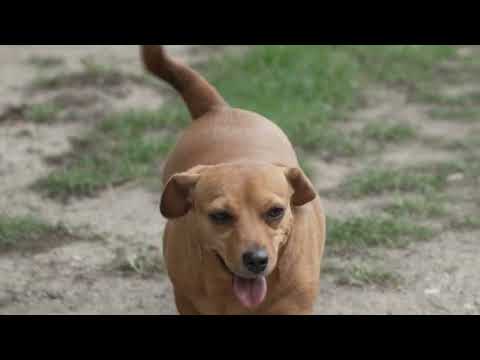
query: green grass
32 57 119 89
109 245 165 277
338 158 480 199
0 216 54 246
31 57 160 91
446 133 480 152
32 69 122 90
327 215 434 252
331 264 404 289
416 86 480 105
450 216 480 230
429 107 480 121
98 105 189 134
339 45 457 86
34 45 461 201
204 45 456 150
433 158 480 180
33 108 182 200
205 45 362 150
27 55 65 69
25 103 61 123
339 168 445 198
0 215 85 253
361 122 416 144
384 194 447 218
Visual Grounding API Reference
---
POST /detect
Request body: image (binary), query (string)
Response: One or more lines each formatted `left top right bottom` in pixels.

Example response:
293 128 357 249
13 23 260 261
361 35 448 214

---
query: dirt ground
0 45 479 315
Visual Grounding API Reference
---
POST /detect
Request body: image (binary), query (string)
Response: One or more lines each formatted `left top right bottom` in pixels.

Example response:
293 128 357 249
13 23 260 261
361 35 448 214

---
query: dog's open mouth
215 253 267 309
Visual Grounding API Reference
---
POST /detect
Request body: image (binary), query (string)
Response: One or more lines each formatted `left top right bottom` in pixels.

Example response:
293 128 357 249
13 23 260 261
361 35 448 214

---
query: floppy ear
160 166 208 219
283 167 317 207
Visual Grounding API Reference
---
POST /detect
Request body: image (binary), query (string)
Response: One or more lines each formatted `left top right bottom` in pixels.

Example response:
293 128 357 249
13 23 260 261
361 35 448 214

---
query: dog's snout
243 249 269 274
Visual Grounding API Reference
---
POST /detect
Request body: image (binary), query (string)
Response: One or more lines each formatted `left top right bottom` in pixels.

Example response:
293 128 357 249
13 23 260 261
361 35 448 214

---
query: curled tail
141 45 229 120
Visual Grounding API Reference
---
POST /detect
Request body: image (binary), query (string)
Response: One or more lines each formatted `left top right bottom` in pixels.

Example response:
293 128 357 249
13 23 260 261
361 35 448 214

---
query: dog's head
160 162 317 308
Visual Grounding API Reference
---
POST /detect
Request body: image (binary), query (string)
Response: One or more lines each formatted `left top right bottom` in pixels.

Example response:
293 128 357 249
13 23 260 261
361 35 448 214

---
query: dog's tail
141 45 229 120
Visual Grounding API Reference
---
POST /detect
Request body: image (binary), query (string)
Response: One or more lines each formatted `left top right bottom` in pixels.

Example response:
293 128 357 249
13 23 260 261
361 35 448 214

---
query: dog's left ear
283 167 317 207
160 166 208 219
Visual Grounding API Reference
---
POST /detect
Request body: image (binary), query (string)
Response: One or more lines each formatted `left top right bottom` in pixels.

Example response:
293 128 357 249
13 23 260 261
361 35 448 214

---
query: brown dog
141 45 326 315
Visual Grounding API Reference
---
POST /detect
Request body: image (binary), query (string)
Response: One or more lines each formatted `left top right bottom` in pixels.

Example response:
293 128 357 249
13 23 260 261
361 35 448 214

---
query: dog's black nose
243 249 269 274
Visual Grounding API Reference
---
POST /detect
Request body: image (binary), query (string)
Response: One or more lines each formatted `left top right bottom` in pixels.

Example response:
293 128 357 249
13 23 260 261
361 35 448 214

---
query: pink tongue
233 276 267 309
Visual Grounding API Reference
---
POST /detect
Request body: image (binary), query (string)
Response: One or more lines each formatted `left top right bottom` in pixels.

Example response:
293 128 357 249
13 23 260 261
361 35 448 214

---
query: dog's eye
265 207 285 221
209 211 234 225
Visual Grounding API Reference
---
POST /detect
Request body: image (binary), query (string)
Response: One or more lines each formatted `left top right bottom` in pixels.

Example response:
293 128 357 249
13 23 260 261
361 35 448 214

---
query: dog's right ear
160 166 208 219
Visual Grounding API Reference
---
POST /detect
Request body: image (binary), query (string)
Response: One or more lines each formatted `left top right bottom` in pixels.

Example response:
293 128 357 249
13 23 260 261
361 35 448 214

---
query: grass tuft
339 168 445 198
332 264 404 289
27 55 65 69
25 103 61 123
361 122 416 144
450 216 480 230
384 194 447 218
0 215 99 254
33 108 180 201
327 215 434 252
